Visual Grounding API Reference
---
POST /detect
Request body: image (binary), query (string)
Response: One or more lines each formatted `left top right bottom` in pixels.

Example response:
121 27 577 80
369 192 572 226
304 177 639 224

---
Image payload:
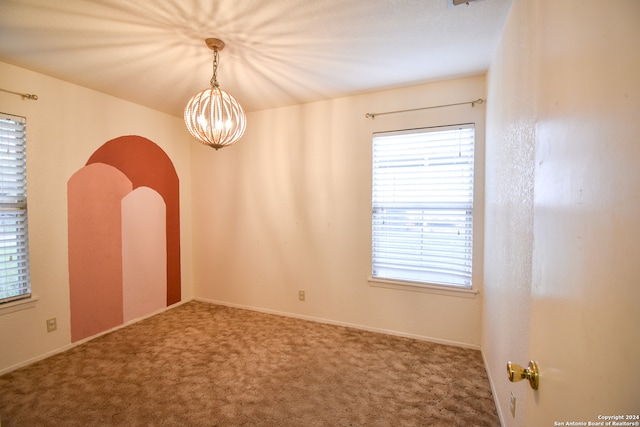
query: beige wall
0 61 194 373
483 0 536 424
191 75 486 348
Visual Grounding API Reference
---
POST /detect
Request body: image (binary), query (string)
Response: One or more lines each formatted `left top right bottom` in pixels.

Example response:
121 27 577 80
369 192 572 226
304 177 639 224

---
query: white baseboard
482 350 506 427
194 297 481 351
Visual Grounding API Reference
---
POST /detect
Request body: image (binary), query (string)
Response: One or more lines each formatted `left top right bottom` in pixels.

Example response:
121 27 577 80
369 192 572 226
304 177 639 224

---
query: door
526 1 640 424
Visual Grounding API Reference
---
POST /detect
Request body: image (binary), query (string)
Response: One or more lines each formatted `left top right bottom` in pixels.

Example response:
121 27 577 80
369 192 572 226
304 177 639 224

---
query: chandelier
184 38 246 150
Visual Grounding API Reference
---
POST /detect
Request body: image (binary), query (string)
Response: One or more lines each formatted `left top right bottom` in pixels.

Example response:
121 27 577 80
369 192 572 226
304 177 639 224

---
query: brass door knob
507 360 539 390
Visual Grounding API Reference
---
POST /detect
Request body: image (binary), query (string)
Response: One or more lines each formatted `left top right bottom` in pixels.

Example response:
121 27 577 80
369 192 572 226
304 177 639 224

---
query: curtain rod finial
0 88 38 101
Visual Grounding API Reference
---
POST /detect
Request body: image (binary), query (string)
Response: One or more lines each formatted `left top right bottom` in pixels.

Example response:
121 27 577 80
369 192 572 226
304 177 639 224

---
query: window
0 113 31 304
371 124 475 288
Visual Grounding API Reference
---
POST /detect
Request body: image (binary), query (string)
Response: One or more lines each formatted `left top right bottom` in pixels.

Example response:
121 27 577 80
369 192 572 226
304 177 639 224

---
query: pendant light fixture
184 38 246 150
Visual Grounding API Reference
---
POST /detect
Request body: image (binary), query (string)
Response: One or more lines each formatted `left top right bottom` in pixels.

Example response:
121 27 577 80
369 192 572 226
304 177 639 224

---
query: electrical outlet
298 290 305 301
510 392 516 417
46 318 57 332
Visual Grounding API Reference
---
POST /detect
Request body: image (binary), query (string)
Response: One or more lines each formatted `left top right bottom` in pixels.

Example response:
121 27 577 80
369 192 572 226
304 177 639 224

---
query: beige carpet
0 301 499 426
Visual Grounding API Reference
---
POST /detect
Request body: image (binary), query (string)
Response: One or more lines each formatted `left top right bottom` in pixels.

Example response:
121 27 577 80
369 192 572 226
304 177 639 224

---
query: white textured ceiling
0 0 512 116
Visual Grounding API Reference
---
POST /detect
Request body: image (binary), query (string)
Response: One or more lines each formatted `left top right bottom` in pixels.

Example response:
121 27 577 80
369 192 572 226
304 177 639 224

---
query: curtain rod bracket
365 98 485 119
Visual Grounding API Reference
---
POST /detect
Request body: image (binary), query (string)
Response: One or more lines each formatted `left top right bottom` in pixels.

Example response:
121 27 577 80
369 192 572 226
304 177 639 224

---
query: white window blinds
372 124 475 288
0 113 31 303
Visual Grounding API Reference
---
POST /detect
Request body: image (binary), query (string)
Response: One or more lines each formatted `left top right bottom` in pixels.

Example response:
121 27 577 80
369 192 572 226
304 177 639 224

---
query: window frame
369 123 478 293
0 112 32 306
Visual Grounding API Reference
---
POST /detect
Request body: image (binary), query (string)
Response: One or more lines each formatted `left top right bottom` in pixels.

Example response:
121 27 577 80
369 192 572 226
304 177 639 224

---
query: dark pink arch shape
87 135 181 306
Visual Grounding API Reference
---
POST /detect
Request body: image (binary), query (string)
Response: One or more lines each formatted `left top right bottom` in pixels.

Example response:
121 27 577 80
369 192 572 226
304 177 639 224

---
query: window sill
368 278 478 299
0 295 39 316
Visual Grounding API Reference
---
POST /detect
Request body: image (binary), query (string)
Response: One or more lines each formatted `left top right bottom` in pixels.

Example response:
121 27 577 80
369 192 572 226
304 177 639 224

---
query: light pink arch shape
122 187 167 323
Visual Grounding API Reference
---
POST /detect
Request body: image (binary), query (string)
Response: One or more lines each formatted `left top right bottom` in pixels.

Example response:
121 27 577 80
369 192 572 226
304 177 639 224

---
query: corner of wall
482 0 536 424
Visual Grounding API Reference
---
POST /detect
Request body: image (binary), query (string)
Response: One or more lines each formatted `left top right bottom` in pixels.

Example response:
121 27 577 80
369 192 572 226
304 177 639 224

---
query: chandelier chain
210 50 220 88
